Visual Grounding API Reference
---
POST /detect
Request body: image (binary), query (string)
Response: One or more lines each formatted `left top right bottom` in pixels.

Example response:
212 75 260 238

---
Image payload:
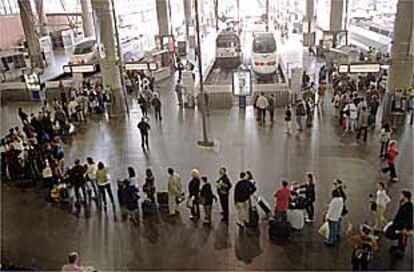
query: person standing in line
188 169 201 220
256 93 269 125
273 180 291 222
137 118 151 151
216 167 232 222
167 168 182 216
333 92 341 118
379 124 392 158
285 105 292 134
296 99 306 132
325 189 344 246
380 140 399 182
85 157 99 207
152 93 162 121
234 172 256 229
299 172 316 223
200 176 216 225
368 95 380 128
267 94 275 124
356 106 370 142
386 190 413 257
70 159 87 206
143 168 156 202
123 176 140 223
408 94 414 125
372 182 391 232
95 161 116 211
345 101 358 133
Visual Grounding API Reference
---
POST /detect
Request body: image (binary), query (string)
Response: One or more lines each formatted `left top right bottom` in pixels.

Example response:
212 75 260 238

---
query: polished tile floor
1 77 413 270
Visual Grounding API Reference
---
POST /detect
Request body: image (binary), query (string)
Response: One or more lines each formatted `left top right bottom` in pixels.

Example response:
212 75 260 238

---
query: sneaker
390 177 398 182
305 218 314 223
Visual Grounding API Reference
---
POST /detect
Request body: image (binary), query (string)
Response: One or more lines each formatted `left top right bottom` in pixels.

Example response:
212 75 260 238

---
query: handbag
176 192 185 204
318 221 330 240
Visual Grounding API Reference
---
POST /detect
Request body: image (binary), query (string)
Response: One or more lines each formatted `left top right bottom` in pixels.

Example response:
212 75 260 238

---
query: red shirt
387 147 398 164
274 187 291 212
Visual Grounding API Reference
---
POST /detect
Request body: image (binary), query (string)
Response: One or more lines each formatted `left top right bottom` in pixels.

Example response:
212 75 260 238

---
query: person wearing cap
386 190 413 256
346 223 378 270
62 252 84 272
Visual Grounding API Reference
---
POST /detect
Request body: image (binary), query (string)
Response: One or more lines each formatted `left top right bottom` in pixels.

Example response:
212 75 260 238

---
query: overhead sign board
125 63 149 70
63 65 72 74
338 64 348 73
125 62 158 71
349 63 380 73
63 64 96 74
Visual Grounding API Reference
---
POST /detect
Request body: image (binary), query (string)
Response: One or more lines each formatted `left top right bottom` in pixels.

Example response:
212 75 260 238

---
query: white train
251 32 278 76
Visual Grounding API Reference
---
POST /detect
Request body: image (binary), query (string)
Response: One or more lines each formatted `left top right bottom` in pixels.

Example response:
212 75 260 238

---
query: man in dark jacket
152 94 162 122
70 159 87 205
137 118 150 151
234 172 256 228
386 190 413 256
216 167 232 222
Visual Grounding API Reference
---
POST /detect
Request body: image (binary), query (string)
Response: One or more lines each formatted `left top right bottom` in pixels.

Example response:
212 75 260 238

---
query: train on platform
215 30 242 69
251 32 278 77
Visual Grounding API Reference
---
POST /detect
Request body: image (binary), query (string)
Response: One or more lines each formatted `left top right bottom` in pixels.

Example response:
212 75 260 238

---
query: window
253 34 276 53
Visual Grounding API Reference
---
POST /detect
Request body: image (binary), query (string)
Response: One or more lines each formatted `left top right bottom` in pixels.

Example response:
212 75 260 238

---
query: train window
216 34 239 48
74 40 96 55
253 35 276 53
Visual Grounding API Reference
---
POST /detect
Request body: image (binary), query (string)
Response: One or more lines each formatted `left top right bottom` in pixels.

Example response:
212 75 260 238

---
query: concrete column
303 0 315 47
17 0 44 70
329 0 344 32
388 0 414 92
91 0 126 116
34 0 48 36
382 0 414 123
183 0 192 38
156 0 171 36
81 0 95 38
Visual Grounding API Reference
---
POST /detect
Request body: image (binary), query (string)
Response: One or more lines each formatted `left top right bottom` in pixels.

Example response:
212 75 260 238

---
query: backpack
352 239 374 265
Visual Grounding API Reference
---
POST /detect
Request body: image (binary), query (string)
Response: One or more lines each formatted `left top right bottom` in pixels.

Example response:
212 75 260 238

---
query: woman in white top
374 182 391 231
85 157 99 206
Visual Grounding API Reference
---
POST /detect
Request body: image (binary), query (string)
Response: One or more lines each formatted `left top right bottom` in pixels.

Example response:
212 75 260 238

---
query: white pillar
34 0 49 36
17 0 44 69
81 0 95 38
382 0 414 123
91 0 126 116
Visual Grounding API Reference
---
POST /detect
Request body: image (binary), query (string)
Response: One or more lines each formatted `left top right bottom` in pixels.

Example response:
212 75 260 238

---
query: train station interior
0 0 413 271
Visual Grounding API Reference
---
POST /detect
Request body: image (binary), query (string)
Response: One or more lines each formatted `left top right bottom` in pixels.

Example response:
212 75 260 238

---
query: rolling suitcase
268 219 290 240
258 197 272 215
141 199 157 215
287 209 305 230
156 192 169 213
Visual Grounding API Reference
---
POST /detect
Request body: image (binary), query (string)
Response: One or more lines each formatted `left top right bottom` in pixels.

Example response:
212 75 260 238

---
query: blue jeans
326 220 339 244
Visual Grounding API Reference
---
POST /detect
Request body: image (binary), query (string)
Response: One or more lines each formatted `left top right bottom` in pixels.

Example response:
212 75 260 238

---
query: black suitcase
269 219 290 240
156 192 169 213
141 199 157 215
